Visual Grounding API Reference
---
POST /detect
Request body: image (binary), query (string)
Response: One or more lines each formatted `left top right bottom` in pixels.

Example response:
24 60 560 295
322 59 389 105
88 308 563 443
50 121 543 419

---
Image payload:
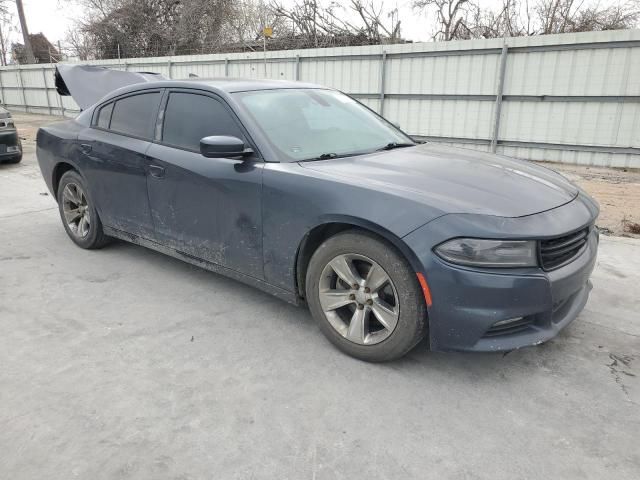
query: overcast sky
6 0 628 50
7 0 82 46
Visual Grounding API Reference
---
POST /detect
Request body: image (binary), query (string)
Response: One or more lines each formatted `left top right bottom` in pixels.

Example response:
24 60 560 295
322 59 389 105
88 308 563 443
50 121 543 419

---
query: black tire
306 230 428 362
57 170 110 249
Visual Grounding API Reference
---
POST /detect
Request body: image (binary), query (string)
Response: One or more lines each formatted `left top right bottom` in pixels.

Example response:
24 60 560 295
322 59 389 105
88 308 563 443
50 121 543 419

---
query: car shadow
99 237 574 376
0 162 23 170
102 237 314 323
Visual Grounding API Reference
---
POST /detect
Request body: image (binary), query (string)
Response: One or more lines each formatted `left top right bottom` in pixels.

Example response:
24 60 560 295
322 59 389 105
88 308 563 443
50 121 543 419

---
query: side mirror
391 121 401 130
200 136 253 158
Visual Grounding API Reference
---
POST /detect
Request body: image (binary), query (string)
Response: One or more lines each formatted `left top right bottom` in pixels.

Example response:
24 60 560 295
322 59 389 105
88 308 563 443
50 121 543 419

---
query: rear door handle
149 164 166 178
80 143 92 154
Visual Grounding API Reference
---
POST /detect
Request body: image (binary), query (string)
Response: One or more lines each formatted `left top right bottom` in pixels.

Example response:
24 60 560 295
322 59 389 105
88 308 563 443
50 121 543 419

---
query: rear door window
109 92 161 139
162 92 244 151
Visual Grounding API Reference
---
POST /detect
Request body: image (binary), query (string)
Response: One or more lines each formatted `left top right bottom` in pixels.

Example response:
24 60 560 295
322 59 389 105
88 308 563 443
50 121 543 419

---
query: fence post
0 69 5 106
167 59 172 79
295 55 300 81
17 66 28 113
379 50 387 116
41 66 52 115
224 58 229 77
490 44 508 153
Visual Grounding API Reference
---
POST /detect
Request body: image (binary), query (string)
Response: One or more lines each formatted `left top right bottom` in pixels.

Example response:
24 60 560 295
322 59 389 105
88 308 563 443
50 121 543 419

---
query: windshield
234 88 414 161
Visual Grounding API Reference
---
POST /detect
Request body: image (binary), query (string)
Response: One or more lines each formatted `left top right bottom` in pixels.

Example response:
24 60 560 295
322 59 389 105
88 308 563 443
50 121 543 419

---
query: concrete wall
1 29 639 167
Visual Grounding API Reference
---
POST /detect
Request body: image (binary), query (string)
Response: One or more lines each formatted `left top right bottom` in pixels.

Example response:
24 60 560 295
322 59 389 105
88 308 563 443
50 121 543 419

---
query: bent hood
55 64 165 110
300 143 578 218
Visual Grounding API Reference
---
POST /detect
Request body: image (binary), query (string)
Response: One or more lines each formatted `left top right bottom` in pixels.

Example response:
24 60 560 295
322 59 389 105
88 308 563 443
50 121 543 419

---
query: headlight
434 238 537 267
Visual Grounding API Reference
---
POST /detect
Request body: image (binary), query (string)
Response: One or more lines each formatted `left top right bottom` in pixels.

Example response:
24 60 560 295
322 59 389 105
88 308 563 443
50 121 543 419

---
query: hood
299 143 578 218
55 64 165 110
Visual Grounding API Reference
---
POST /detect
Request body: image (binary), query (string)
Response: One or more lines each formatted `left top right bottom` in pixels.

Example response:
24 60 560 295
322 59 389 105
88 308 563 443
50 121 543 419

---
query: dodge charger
36 69 599 362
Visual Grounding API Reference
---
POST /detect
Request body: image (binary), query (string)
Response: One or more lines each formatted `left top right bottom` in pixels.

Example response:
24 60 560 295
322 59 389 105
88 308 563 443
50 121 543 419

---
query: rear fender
36 121 83 197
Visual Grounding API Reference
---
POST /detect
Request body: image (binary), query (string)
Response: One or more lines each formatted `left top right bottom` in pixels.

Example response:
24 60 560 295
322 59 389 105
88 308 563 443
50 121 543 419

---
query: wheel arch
294 216 424 300
52 161 79 199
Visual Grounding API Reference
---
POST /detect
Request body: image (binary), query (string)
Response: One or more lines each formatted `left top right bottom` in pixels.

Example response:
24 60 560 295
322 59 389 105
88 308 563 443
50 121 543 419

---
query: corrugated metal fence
1 29 639 167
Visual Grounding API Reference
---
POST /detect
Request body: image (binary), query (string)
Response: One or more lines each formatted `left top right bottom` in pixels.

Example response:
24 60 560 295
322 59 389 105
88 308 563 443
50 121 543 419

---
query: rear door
78 90 162 239
145 89 264 278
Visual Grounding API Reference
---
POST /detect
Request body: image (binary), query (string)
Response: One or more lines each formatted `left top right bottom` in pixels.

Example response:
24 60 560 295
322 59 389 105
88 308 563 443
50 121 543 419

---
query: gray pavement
1 130 639 479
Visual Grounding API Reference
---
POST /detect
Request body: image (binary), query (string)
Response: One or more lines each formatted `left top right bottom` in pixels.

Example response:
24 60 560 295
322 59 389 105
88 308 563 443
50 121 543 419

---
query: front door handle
149 164 166 178
80 143 92 154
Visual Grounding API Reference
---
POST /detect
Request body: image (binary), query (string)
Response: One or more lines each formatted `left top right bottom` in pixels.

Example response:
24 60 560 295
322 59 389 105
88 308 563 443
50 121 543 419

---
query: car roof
122 77 328 95
182 78 326 92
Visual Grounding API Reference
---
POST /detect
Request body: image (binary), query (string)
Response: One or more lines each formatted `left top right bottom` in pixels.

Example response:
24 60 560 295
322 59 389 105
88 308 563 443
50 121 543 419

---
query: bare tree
223 0 291 49
65 25 94 60
270 0 350 46
15 0 35 63
344 1 402 43
413 0 476 40
172 0 235 55
0 2 12 65
62 0 237 59
468 0 533 38
61 0 405 58
270 0 403 46
415 0 640 40
535 0 640 33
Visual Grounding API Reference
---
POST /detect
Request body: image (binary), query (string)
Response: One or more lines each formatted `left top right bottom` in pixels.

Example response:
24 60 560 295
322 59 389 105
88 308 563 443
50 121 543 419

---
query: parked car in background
0 106 22 164
37 69 599 362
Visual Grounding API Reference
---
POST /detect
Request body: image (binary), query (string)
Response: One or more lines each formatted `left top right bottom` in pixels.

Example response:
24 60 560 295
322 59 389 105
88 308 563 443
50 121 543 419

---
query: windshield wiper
315 153 339 160
302 152 359 161
302 144 414 162
376 142 415 151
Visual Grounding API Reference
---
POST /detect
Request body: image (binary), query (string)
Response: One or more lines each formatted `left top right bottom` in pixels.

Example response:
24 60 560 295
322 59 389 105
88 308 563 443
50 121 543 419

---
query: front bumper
404 193 599 352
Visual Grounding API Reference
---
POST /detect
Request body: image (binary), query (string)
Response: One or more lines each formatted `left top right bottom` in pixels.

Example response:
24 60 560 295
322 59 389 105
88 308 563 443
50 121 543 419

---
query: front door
145 90 264 279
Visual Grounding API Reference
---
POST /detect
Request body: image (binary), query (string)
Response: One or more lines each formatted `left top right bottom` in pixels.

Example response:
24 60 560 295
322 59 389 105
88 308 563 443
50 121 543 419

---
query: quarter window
109 92 161 139
162 92 244 151
96 102 113 129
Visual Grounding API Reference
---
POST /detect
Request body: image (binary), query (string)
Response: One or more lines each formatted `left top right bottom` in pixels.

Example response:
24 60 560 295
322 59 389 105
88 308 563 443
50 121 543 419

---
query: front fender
262 162 443 292
310 214 425 273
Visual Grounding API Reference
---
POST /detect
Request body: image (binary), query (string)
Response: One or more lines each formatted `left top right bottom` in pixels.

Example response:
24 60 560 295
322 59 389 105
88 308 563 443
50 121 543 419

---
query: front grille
539 228 589 270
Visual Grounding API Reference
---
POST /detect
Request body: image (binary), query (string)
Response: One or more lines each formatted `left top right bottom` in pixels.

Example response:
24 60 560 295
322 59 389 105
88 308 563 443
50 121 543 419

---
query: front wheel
57 170 110 249
306 231 428 362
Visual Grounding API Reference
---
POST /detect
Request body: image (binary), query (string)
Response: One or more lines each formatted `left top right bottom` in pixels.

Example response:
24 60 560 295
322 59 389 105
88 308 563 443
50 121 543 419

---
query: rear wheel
57 170 110 249
306 231 428 362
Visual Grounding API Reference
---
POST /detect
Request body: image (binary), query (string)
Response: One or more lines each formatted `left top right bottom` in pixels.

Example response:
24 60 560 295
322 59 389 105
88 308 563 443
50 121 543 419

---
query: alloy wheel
318 253 400 345
62 182 91 238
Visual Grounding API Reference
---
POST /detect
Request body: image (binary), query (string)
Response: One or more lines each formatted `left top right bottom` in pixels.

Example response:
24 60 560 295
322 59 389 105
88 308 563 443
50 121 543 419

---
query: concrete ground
1 115 639 480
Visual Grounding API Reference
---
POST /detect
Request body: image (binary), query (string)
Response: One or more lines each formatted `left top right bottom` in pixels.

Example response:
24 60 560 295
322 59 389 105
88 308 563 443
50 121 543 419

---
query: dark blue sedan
36 74 599 361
